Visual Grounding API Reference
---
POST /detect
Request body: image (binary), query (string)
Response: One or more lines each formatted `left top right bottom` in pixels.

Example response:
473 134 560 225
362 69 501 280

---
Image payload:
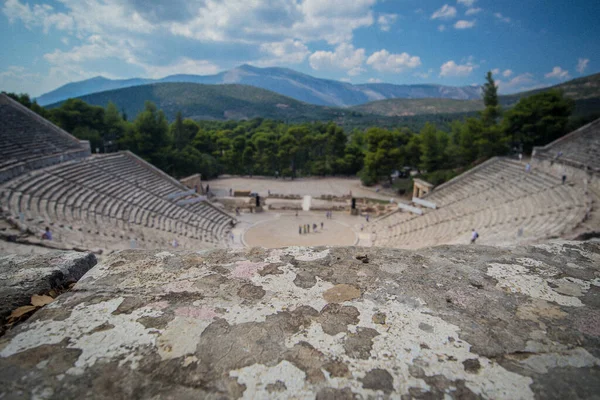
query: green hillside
499 72 600 116
350 98 485 116
351 73 600 117
47 83 346 122
500 72 600 106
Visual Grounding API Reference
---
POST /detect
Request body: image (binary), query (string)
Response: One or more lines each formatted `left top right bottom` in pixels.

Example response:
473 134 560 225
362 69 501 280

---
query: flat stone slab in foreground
1 242 600 399
0 251 97 319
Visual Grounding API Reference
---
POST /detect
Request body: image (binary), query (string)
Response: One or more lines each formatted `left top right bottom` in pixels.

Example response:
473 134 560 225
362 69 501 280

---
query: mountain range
36 64 482 107
49 83 344 122
45 71 600 127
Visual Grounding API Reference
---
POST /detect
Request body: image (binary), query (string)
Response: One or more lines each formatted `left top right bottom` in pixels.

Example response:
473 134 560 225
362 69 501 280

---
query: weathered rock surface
0 251 97 319
0 242 599 399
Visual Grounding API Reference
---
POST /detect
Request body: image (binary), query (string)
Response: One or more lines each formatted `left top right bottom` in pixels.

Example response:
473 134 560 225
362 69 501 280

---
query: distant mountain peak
237 64 261 72
36 65 484 107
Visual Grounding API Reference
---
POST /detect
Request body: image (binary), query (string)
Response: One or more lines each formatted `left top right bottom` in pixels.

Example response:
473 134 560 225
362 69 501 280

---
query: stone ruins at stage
0 241 599 399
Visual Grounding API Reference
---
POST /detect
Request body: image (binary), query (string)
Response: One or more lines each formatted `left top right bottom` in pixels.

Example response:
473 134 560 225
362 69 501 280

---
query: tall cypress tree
481 71 501 125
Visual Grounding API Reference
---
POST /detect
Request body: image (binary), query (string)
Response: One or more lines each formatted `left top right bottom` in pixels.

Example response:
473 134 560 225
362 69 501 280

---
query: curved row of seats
372 158 587 249
0 152 235 251
534 118 600 170
0 97 83 170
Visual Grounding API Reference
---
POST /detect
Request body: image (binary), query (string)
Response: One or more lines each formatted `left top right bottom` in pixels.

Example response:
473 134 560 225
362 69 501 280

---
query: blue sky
1 0 598 97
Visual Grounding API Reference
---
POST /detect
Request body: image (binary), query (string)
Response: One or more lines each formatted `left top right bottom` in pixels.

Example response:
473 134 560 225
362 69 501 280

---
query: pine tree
481 71 501 125
172 111 185 150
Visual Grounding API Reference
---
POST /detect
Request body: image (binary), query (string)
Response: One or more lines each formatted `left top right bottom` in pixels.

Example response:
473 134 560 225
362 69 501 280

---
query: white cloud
494 12 511 23
497 73 533 88
439 60 476 77
3 0 154 35
431 4 457 20
366 49 421 73
377 13 398 31
43 35 219 80
457 0 477 6
496 73 540 92
43 35 131 65
309 43 366 75
414 68 434 79
4 0 376 47
348 66 366 76
167 0 376 45
144 58 220 78
0 66 42 93
258 39 310 65
576 58 589 74
438 24 446 32
42 34 146 70
454 20 475 29
465 7 482 15
368 78 382 83
491 68 511 77
545 66 570 80
2 0 74 33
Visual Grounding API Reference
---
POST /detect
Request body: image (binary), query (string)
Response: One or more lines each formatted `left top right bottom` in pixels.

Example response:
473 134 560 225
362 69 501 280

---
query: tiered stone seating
0 152 235 251
534 117 600 171
0 94 90 183
372 158 587 249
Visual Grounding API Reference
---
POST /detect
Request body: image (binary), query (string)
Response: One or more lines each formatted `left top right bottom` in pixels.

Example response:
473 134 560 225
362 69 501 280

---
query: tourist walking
562 175 567 185
299 225 302 235
321 222 324 229
470 229 479 244
525 163 531 173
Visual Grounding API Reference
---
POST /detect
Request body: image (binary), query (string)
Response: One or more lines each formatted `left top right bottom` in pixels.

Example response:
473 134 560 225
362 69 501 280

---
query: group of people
325 211 333 219
525 161 567 184
299 222 324 235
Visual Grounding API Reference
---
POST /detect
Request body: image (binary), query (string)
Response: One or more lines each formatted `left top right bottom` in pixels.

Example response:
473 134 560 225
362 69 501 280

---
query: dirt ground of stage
241 211 371 248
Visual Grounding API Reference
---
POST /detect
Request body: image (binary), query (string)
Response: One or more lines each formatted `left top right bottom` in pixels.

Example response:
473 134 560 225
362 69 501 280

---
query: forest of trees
5 72 589 188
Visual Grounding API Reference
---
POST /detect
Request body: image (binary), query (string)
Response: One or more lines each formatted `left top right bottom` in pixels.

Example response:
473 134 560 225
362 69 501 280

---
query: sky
1 0 599 97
